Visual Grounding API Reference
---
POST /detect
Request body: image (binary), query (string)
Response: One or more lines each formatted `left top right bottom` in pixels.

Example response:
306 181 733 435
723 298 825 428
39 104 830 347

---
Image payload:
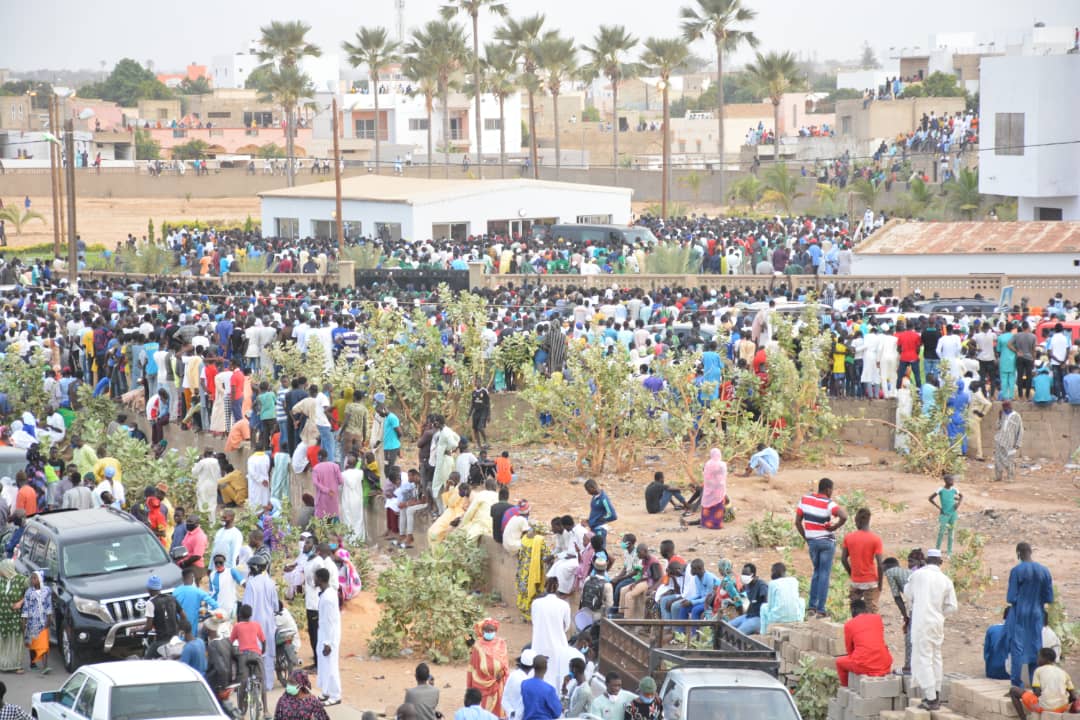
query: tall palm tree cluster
260 0 805 208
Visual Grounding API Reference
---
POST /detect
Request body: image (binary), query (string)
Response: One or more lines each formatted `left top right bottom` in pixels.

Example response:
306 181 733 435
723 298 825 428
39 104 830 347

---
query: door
72 676 98 720
36 671 86 720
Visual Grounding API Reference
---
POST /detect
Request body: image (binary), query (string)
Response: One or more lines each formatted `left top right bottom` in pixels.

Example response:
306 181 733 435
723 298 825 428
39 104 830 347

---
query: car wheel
61 617 87 672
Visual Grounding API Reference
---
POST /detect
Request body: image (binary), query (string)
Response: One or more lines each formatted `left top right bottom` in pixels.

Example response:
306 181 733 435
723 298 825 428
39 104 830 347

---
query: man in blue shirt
454 688 498 720
983 608 1010 680
585 479 617 549
172 568 218 628
520 655 562 720
1064 366 1080 404
178 618 207 675
378 403 402 467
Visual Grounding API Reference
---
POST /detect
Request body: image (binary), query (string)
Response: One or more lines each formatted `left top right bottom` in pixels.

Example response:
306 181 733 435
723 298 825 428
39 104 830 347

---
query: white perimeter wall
1018 196 1080 222
852 252 1080 276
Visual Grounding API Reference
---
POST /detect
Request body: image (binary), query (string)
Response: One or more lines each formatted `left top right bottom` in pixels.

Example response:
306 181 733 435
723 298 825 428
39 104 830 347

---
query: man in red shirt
229 361 245 426
835 599 894 686
896 321 923 389
841 508 884 613
15 472 37 517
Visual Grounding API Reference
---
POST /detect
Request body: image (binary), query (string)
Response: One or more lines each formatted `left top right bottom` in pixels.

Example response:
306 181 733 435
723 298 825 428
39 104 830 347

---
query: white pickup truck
31 660 229 720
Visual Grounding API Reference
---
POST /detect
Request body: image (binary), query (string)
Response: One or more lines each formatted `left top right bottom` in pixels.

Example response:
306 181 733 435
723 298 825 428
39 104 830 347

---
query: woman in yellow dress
427 476 467 545
516 525 551 621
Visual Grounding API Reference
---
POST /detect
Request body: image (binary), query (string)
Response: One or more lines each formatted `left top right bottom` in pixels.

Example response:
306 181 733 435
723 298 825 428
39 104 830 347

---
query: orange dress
467 620 509 717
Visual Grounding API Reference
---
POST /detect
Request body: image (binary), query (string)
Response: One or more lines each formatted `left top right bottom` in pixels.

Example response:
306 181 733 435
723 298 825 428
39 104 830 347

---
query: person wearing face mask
273 669 330 720
729 564 769 636
180 514 209 581
624 677 661 720
467 618 509 717
588 672 637 720
173 567 219 630
209 553 244 619
608 534 641 612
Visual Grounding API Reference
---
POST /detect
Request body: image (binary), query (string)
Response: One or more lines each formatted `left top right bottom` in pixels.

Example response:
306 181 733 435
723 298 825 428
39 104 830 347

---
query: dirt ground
3 196 260 250
319 441 1080 714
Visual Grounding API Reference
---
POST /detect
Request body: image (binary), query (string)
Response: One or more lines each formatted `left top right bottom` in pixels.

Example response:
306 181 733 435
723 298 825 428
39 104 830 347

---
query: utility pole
49 96 61 257
64 119 78 287
332 95 344 255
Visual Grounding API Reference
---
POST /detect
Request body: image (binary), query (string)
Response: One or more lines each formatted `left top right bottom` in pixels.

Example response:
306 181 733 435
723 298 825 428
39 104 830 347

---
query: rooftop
258 175 632 205
855 220 1080 255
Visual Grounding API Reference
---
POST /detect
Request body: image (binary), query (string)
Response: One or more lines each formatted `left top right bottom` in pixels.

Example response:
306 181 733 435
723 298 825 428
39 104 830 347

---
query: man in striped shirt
795 478 848 617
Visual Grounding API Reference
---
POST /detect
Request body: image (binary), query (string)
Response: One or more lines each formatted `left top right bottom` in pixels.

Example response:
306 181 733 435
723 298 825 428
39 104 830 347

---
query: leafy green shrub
792 655 839 720
1048 587 1080 661
746 511 804 549
644 241 698 274
948 528 991 601
368 533 486 662
0 348 50 418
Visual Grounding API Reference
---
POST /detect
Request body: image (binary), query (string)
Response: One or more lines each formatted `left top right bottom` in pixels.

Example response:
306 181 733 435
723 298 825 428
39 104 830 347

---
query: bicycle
240 656 264 720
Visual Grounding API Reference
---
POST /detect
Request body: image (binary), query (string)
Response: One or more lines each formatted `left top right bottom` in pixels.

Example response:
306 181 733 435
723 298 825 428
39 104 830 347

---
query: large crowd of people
0 218 1074 718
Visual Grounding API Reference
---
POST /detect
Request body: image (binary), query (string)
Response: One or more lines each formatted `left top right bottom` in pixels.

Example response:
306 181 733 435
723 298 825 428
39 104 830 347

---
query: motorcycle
274 606 300 686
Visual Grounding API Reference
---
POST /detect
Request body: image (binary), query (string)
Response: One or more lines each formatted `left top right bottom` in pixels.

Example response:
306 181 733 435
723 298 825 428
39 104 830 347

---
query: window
157 109 168 120
409 118 429 131
30 531 48 566
355 118 376 139
375 222 402 242
45 540 59 579
58 673 86 709
841 116 852 134
484 118 501 131
432 222 469 241
576 215 613 224
207 111 230 119
74 677 98 718
1036 207 1063 221
994 113 1024 156
110 681 221 720
275 218 299 239
61 533 169 578
311 219 337 241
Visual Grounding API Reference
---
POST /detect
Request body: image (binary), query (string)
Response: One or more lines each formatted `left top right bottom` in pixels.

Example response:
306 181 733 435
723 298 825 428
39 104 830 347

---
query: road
8 646 365 719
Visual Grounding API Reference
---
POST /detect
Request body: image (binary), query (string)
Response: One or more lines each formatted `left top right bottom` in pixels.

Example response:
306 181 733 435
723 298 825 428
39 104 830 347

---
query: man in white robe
315 567 342 705
246 450 271 510
530 578 571 691
902 549 958 712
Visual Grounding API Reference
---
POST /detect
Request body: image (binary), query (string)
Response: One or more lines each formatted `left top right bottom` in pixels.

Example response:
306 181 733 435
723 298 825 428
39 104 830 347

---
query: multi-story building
979 54 1080 221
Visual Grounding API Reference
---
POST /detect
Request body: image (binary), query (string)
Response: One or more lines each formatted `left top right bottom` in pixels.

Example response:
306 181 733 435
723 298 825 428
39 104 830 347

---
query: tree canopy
78 59 174 106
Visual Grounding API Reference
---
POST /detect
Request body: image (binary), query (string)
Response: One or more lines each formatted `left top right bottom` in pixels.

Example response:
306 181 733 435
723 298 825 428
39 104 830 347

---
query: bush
582 106 601 122
746 511 804 549
792 655 839 720
1048 587 1080 661
0 348 51 419
368 533 486 662
949 528 991 601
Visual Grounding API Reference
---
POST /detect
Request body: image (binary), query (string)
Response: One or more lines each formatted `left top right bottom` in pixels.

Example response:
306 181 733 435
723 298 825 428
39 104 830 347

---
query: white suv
32 660 229 720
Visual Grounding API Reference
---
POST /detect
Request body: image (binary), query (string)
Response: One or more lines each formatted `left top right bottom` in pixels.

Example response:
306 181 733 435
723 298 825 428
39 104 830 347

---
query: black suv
15 507 181 671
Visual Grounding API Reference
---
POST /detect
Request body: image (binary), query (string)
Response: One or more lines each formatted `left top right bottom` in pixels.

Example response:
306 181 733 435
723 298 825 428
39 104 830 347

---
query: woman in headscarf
700 448 728 530
8 422 34 450
334 548 362 603
21 570 51 674
273 669 329 720
516 525 551 621
699 342 723 403
147 496 168 547
0 560 28 673
467 618 509 717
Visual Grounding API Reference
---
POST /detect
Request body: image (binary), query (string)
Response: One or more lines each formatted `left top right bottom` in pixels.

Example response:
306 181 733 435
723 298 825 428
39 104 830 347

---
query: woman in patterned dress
0 561 27 673
20 571 51 674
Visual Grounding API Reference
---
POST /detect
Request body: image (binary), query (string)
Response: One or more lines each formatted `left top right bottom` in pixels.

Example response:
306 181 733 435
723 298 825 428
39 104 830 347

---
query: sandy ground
2 196 260 251
317 440 1080 714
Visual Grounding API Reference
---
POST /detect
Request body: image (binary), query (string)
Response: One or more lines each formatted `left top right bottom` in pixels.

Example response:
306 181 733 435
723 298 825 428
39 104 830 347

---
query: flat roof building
259 175 633 242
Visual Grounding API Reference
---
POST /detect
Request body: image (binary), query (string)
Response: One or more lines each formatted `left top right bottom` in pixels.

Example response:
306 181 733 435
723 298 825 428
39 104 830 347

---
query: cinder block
838 687 856 707
804 651 836 672
829 637 847 656
879 712 906 720
849 696 895 716
790 629 814 651
813 633 830 654
904 709 931 720
849 673 864 693
861 675 904 698
1040 712 1065 720
929 711 966 720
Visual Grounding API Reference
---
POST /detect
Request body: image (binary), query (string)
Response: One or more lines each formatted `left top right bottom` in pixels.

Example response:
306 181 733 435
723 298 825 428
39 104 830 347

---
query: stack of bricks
763 620 992 720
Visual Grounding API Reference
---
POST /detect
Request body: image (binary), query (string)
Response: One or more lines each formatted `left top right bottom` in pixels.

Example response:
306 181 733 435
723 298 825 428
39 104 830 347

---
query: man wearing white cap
502 649 535 720
902 549 957 711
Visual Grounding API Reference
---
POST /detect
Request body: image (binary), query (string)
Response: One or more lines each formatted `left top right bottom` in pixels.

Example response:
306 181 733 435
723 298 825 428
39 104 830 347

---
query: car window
110 681 221 720
61 532 170 578
58 672 86 709
662 682 682 720
686 687 799 720
30 532 49 566
45 540 59 579
17 529 37 565
74 676 98 718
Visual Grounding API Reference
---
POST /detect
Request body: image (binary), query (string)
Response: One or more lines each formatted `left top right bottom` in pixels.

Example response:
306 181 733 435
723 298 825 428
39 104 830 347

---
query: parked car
32 660 228 720
539 224 659 247
15 507 181 671
1035 320 1080 343
916 298 1001 315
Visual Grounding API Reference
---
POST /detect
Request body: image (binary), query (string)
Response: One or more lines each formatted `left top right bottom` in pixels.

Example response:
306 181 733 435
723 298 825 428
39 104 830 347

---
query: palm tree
641 37 690 218
814 182 842 215
536 33 577 180
744 50 804 161
402 55 439 178
851 177 883 214
342 27 401 175
256 20 321 187
407 21 469 176
0 205 44 235
258 65 315 178
730 174 763 210
440 0 509 178
481 43 519 177
761 162 803 214
680 0 758 201
580 25 640 184
945 168 981 219
495 14 546 179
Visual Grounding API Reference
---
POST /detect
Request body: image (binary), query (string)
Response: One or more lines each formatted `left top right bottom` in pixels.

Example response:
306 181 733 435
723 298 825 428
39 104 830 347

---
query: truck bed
596 618 780 690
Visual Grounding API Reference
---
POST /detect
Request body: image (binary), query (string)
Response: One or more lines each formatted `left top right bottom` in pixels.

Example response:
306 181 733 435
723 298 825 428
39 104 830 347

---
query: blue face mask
483 631 496 641
619 541 629 550
328 543 339 551
639 696 654 704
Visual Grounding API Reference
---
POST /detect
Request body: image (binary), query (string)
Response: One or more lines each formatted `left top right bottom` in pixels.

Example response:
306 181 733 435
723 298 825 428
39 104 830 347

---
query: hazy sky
1 0 1074 73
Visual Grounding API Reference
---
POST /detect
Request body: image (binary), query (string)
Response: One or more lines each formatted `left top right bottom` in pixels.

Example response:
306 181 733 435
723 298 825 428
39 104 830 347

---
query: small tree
859 42 881 70
678 170 704 202
813 182 842 215
172 139 210 160
730 174 764 210
945 167 981 219
147 218 155 244
761 162 804 214
134 128 161 161
0 349 50 418
851 177 883 212
0 206 45 235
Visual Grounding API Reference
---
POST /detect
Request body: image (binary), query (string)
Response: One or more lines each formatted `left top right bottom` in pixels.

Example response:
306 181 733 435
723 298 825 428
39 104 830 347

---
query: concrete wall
852 252 1080 277
835 97 967 142
835 398 1080 463
979 55 1080 203
1018 195 1080 222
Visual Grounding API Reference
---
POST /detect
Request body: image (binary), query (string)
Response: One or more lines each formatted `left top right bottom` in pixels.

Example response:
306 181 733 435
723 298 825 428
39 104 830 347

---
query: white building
980 54 1080 221
835 67 899 92
852 221 1080 275
341 87 521 160
259 175 631 242
212 41 340 91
